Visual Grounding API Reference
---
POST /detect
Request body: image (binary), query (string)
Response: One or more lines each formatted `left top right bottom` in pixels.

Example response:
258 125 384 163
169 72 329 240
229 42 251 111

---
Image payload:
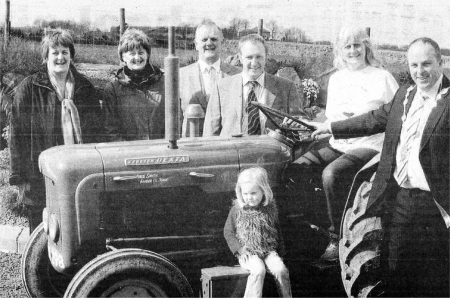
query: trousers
382 187 449 297
291 138 378 231
239 252 292 298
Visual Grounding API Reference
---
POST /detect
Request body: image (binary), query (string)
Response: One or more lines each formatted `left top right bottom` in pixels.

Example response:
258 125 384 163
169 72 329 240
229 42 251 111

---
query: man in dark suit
179 19 241 137
203 34 301 136
311 37 449 296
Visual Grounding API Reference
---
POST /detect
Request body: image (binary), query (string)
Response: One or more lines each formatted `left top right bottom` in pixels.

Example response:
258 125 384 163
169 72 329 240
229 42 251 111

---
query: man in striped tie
203 34 302 137
310 37 449 296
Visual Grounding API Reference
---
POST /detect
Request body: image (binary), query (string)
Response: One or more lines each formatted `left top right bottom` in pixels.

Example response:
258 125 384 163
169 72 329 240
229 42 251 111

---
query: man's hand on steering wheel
282 117 332 140
282 117 318 130
311 122 332 140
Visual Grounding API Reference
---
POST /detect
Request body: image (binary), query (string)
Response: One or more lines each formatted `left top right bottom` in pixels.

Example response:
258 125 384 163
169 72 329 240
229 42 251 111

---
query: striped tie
396 93 427 185
246 81 261 135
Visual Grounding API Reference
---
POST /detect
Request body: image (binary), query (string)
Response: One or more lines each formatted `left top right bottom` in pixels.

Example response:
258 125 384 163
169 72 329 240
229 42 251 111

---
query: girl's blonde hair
235 167 273 208
333 25 380 70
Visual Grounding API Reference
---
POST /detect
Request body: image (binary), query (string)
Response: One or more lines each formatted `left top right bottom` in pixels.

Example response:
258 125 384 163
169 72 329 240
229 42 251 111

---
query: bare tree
229 18 250 38
241 19 250 34
266 20 278 40
279 26 310 43
229 18 243 38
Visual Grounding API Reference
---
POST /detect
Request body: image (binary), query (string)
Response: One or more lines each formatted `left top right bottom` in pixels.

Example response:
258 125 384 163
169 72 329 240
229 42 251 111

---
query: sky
2 0 450 48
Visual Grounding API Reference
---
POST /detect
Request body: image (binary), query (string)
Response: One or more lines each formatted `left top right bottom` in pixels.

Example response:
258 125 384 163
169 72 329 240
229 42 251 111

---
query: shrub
398 70 414 86
441 48 450 56
0 37 42 77
378 44 400 51
0 148 23 224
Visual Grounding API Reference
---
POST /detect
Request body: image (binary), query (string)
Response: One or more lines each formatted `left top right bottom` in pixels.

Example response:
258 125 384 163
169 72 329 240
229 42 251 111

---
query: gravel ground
0 252 27 297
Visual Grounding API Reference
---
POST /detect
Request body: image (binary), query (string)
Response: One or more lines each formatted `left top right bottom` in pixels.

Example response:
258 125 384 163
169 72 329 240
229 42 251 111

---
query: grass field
75 43 204 67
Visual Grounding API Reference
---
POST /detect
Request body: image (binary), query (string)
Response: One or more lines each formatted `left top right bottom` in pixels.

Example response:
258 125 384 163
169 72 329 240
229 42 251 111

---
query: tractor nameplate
125 156 190 166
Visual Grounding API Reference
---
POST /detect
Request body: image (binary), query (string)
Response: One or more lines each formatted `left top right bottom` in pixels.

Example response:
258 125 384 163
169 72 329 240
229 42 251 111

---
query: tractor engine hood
39 135 292 195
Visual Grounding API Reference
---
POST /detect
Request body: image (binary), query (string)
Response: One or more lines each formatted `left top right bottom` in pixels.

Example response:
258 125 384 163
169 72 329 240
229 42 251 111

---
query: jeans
292 138 378 231
239 252 292 298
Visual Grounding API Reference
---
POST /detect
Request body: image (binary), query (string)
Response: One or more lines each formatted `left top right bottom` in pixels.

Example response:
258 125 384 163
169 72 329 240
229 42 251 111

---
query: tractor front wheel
63 248 194 298
21 222 72 297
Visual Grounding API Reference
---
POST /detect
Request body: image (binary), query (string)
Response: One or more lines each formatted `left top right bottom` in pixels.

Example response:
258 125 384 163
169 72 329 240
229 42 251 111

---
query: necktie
396 93 427 185
246 81 261 135
204 66 216 95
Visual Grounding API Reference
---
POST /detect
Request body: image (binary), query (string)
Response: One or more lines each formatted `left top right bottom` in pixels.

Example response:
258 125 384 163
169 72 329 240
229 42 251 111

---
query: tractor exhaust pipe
164 26 179 149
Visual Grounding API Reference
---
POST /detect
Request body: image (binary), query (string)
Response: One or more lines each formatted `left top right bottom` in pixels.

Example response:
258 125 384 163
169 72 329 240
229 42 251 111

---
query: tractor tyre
339 178 384 298
63 248 194 298
21 222 72 297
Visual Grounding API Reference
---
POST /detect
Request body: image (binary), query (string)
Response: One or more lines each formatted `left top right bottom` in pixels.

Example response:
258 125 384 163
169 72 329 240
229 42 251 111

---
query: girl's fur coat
236 202 279 258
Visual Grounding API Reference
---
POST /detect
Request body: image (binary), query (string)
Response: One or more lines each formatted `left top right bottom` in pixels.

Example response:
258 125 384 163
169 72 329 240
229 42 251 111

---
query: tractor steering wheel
251 102 315 142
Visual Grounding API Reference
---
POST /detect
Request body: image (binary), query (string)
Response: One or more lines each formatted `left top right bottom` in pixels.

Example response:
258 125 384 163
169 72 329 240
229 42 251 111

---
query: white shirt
198 58 221 95
394 75 443 191
326 66 399 153
241 73 265 134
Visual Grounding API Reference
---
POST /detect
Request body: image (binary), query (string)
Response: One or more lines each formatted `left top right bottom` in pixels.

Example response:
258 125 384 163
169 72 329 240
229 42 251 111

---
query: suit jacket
179 61 241 137
203 72 302 137
332 75 450 216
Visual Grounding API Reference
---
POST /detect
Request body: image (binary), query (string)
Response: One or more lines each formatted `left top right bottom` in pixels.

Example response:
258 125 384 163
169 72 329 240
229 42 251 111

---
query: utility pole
366 27 370 37
120 8 126 36
258 19 263 37
4 0 11 50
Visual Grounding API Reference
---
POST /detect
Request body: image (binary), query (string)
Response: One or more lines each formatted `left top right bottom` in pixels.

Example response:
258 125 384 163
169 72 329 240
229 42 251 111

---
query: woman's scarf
122 64 162 86
48 69 82 144
236 202 279 258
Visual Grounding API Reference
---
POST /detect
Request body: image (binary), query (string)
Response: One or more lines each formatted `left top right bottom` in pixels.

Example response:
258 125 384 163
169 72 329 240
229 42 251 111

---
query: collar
418 74 443 101
115 64 163 86
198 58 221 73
32 64 88 90
242 72 265 88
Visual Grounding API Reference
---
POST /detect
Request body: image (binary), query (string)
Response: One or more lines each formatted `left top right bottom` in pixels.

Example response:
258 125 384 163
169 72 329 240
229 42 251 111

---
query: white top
394 75 443 191
326 65 399 153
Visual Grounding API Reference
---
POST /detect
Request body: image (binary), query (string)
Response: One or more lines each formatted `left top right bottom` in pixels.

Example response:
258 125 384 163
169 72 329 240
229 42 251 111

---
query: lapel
261 73 277 108
220 62 230 78
382 86 415 159
420 75 450 151
190 62 208 109
231 74 244 126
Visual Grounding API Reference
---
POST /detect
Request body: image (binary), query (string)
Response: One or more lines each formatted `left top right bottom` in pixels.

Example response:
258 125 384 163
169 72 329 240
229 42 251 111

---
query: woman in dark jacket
103 28 165 142
9 30 102 233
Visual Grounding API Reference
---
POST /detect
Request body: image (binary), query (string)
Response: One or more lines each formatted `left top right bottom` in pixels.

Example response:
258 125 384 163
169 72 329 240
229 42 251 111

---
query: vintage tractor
20 27 380 298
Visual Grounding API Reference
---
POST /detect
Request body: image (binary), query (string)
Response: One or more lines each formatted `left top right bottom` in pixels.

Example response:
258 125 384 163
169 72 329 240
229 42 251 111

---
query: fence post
120 8 126 36
365 27 370 37
258 19 263 36
4 0 10 50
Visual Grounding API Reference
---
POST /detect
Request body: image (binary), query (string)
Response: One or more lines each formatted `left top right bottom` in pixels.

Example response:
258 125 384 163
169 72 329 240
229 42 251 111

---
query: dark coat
331 75 450 216
103 65 165 142
9 65 103 192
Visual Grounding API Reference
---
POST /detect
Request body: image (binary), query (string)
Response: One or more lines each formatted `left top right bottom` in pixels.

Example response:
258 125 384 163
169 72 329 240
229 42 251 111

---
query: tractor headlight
48 213 60 242
42 208 49 234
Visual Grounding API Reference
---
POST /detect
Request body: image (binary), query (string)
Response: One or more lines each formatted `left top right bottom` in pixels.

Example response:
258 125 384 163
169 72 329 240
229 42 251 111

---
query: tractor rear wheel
21 222 72 297
63 248 194 298
339 179 384 298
